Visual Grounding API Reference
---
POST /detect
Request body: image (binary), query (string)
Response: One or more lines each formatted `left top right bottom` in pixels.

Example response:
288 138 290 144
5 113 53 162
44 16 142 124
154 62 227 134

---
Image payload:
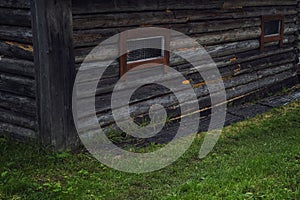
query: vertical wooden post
297 0 300 80
31 0 78 150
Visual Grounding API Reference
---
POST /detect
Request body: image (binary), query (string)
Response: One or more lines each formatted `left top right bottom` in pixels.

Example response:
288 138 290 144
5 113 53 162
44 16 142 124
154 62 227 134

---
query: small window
127 36 165 63
264 20 281 36
261 15 284 51
120 30 170 78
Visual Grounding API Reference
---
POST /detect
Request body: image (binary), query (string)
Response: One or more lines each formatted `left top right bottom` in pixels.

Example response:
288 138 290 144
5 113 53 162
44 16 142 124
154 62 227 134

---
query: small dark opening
264 20 281 36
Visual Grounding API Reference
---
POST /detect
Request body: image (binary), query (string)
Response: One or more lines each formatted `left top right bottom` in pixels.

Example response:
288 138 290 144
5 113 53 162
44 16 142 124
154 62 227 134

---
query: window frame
260 15 284 51
119 29 170 78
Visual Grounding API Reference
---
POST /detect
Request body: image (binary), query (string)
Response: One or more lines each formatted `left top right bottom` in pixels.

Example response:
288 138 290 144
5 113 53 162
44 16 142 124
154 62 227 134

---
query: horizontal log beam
0 91 36 117
0 72 35 97
0 122 36 138
0 0 30 9
0 58 35 77
0 26 32 44
0 41 33 61
0 107 37 130
0 8 31 27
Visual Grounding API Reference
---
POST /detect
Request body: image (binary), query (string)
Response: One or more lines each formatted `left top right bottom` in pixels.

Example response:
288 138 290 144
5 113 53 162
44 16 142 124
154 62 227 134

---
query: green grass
0 101 300 200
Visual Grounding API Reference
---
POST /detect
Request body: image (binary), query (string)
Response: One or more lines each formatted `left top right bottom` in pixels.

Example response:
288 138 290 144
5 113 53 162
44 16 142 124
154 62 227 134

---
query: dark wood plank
0 72 35 98
0 122 36 138
0 41 33 61
0 0 31 9
31 0 78 150
0 58 35 77
0 26 32 44
0 107 37 130
0 91 36 117
0 8 31 27
72 0 223 15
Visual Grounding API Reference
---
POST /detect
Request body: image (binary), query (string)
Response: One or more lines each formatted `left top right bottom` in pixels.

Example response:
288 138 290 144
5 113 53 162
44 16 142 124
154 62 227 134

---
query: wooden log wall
0 0 37 138
72 0 300 133
297 0 300 76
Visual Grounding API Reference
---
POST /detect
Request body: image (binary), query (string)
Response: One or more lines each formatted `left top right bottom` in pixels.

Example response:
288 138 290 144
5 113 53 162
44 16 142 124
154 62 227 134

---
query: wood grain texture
1 0 298 145
72 0 299 133
31 0 78 150
0 0 38 139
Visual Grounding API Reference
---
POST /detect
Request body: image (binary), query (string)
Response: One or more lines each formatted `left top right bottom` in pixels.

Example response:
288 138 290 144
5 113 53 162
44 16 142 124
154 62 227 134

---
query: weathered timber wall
0 0 37 138
297 0 300 77
73 0 299 132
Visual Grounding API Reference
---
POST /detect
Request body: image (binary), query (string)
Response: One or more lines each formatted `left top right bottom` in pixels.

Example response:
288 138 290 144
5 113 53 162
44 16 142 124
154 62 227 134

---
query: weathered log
257 63 295 78
72 0 296 15
0 122 36 138
0 41 33 61
0 91 36 117
219 46 295 69
0 8 31 27
0 107 37 130
233 51 296 76
175 7 297 21
0 0 30 9
73 11 186 30
223 0 296 9
72 0 224 15
226 70 297 99
0 72 35 98
0 26 32 44
0 58 35 77
74 26 261 48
